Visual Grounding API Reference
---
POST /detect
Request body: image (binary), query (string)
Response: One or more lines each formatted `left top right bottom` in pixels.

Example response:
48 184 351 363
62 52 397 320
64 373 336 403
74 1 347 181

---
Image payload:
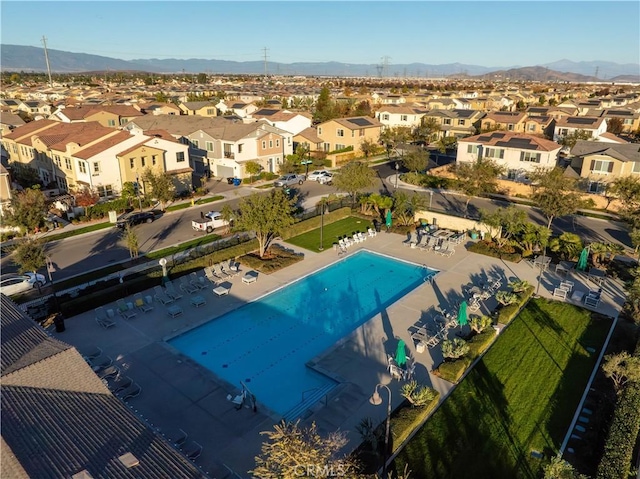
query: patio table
167 305 183 318
190 295 206 308
555 261 575 276
533 256 551 271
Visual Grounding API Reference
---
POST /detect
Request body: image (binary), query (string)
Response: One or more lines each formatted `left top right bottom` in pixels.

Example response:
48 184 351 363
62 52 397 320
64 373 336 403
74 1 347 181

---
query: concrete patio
52 232 626 478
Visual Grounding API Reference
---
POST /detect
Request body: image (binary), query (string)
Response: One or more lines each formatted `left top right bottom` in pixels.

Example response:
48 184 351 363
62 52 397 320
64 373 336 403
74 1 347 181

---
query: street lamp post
319 201 325 251
534 244 547 296
429 190 433 210
159 258 168 285
370 384 392 479
45 255 60 311
394 162 399 189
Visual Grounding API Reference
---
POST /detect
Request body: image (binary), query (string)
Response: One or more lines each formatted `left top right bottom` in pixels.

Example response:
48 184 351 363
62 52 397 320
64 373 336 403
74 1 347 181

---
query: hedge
468 240 522 263
497 285 535 325
281 207 352 239
434 329 496 383
390 392 440 451
596 341 640 479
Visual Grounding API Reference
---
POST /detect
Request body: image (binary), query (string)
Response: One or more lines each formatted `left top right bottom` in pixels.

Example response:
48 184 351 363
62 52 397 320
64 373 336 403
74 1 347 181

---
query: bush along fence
434 285 535 384
22 233 257 319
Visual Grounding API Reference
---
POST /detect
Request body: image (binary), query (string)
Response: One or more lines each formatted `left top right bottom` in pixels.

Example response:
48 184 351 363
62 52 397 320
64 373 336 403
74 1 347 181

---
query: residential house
316 116 383 155
250 109 312 135
523 115 555 138
293 127 324 155
49 104 144 127
0 110 25 136
0 164 12 217
457 131 561 182
481 111 527 133
0 295 207 479
19 100 52 118
600 109 640 133
0 99 22 113
569 140 640 193
419 98 458 110
178 101 218 117
217 100 258 118
138 102 182 116
375 105 427 130
422 109 485 139
525 106 578 121
553 116 607 142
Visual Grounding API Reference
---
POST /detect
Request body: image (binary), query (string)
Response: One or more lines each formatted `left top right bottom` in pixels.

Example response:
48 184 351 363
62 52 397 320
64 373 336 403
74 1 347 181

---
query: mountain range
2 44 639 82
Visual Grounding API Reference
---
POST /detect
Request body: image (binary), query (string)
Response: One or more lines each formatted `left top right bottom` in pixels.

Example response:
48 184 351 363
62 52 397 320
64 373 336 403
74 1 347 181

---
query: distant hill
1 44 639 82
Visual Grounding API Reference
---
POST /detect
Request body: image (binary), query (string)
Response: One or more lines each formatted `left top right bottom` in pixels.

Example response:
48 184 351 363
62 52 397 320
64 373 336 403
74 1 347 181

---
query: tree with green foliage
453 158 504 216
359 137 378 159
9 162 41 188
441 338 469 359
495 291 518 306
605 176 640 217
623 267 640 323
606 117 624 135
602 351 640 392
251 420 361 479
379 127 412 156
12 239 46 292
469 315 493 334
544 455 588 479
392 190 428 226
121 224 139 260
359 193 393 219
530 167 584 230
560 129 593 150
480 205 527 248
5 186 48 235
244 161 262 183
401 381 437 407
538 95 547 105
549 232 584 261
435 136 458 154
508 279 530 293
154 91 170 103
412 117 440 145
314 86 337 123
142 168 175 211
196 73 207 84
517 223 551 257
402 149 429 173
630 228 640 258
231 189 296 258
332 161 375 205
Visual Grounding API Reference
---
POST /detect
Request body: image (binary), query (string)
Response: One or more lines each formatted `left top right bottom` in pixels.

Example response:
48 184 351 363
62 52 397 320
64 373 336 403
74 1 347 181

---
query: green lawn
285 216 375 252
393 298 612 479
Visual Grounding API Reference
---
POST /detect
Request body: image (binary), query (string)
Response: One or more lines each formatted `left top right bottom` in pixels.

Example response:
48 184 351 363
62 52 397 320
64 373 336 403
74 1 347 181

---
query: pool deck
54 233 626 478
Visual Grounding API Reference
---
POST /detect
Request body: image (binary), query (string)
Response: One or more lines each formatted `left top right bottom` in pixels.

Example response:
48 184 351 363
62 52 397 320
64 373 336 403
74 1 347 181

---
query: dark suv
116 211 155 228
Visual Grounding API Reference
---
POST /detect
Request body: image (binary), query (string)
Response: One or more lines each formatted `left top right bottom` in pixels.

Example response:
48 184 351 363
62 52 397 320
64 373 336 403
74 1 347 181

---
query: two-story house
522 116 555 138
570 140 640 194
316 116 383 155
481 111 527 133
0 164 12 217
553 116 608 142
422 109 485 140
216 100 258 118
600 109 640 133
250 109 312 135
457 131 561 182
375 105 427 130
138 102 182 116
49 104 144 127
178 101 218 117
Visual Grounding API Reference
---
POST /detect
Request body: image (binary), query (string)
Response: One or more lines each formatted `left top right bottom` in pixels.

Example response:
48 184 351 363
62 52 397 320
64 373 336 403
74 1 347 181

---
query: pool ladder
282 384 336 423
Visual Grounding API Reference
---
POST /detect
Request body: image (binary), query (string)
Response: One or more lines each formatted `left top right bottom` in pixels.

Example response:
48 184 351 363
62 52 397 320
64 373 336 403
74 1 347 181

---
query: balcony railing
224 152 235 159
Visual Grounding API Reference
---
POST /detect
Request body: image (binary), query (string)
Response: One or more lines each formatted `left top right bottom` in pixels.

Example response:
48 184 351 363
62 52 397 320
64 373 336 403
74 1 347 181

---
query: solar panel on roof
348 118 373 127
568 117 596 125
492 132 506 138
477 136 490 142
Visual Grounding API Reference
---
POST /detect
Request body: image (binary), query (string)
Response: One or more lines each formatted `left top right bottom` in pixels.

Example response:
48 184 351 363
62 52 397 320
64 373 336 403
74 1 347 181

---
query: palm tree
549 233 583 261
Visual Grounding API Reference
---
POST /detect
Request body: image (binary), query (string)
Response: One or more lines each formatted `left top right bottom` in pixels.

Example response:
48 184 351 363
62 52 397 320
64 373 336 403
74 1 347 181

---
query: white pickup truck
191 211 230 233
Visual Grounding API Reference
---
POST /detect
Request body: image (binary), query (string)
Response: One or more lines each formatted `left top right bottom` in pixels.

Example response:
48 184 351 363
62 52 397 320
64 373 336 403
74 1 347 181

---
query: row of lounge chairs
83 352 142 400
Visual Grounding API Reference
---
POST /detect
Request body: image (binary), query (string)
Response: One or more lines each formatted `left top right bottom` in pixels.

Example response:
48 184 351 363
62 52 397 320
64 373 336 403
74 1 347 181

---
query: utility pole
262 47 269 78
41 36 53 87
382 56 391 78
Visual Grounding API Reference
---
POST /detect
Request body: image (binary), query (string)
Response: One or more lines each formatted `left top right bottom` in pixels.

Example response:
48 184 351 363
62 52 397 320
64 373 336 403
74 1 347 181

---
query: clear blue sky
2 1 638 67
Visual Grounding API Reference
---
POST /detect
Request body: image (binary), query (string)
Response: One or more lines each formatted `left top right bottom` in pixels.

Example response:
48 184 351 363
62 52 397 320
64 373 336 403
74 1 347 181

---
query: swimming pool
169 250 436 419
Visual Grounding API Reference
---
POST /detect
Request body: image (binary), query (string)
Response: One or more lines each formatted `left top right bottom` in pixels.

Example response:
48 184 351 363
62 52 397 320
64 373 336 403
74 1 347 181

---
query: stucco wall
414 210 498 237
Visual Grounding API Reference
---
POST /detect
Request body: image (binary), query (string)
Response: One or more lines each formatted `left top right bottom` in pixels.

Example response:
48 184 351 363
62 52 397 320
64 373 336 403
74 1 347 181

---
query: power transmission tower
376 63 383 78
594 66 599 79
382 56 391 78
41 36 53 87
262 47 269 77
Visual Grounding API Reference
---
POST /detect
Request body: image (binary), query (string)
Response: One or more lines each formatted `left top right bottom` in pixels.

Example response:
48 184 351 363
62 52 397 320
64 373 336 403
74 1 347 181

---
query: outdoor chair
134 293 154 313
357 232 367 242
188 272 207 291
368 228 377 238
410 326 429 344
154 285 174 305
116 299 137 320
179 276 198 294
111 376 133 394
228 259 240 274
95 307 116 329
82 346 103 361
553 287 568 300
214 263 233 279
164 281 184 300
183 441 203 461
98 365 120 380
118 383 142 401
204 266 222 283
220 263 238 278
90 356 113 372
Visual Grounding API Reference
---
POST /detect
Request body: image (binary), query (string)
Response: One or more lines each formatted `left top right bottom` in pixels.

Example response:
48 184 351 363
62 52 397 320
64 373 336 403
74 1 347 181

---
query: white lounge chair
95 307 116 329
116 299 137 320
164 281 184 300
204 266 222 283
368 227 377 237
189 272 208 291
134 293 154 313
220 262 238 278
154 285 174 305
214 263 233 279
179 276 198 294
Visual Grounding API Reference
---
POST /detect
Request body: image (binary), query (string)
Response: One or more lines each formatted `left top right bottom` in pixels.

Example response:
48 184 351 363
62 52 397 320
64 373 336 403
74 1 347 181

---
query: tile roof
73 131 134 159
0 294 207 479
3 119 58 142
39 122 116 151
326 116 382 130
295 126 323 143
459 131 561 152
485 111 527 123
0 112 26 126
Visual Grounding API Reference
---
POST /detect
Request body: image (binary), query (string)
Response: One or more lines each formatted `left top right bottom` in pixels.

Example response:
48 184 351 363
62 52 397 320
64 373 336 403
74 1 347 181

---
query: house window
507 124 514 131
520 151 541 163
65 158 72 170
485 148 504 159
560 128 568 136
57 177 68 190
238 144 243 153
206 141 213 151
276 139 280 147
458 119 466 126
269 140 273 148
97 185 114 197
207 108 215 115
262 141 266 149
632 161 640 173
119 118 127 126
318 127 322 135
507 169 518 180
176 152 185 162
588 181 605 194
93 161 100 173
78 161 87 174
152 155 157 165
336 144 345 150
590 160 613 173
624 119 633 125
337 129 344 137
443 119 452 125
528 124 536 131
192 139 199 148
382 114 389 120
467 145 478 155
359 129 365 137
129 158 135 169
107 119 116 127
141 156 146 167
54 155 61 167
401 115 408 122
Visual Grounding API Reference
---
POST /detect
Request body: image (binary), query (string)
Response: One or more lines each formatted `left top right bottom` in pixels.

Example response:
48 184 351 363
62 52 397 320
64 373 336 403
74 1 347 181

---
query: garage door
216 165 235 179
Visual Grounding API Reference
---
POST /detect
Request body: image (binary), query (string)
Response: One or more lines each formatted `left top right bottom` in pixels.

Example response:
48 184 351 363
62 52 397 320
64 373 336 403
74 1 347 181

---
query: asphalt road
1 164 634 283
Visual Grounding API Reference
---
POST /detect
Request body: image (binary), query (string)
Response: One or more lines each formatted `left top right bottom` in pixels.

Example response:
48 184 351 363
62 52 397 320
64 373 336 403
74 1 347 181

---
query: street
1 163 634 283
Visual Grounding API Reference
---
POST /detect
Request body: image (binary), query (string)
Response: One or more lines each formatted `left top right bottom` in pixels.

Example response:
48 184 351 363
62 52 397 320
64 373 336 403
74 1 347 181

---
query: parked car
274 174 305 187
317 172 333 185
0 273 47 296
116 211 156 229
307 170 331 182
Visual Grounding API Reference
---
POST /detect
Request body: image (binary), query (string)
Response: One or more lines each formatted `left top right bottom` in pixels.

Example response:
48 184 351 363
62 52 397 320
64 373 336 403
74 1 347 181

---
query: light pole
301 149 312 178
429 190 433 210
135 175 142 212
394 162 399 189
370 383 392 479
159 258 168 285
319 201 325 251
45 255 59 311
534 244 547 296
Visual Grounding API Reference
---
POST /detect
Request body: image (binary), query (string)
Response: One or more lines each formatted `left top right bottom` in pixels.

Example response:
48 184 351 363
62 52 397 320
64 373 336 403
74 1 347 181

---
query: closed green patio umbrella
576 247 588 271
395 339 407 367
385 210 393 229
457 301 468 327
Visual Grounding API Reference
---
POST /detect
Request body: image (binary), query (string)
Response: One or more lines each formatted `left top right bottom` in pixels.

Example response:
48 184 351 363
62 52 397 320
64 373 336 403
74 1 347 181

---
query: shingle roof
570 140 640 162
126 115 237 136
555 116 605 129
295 127 322 143
459 131 561 152
0 294 207 479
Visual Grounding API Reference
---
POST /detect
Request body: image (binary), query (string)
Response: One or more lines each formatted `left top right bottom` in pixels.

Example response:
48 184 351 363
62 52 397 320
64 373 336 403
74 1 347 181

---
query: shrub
435 329 497 383
468 240 522 263
239 243 304 274
442 338 469 359
401 381 438 407
389 393 440 451
497 285 534 325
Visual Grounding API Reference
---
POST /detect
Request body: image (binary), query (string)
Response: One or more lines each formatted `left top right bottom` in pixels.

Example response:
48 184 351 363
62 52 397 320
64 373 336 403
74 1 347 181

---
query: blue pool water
168 250 436 418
